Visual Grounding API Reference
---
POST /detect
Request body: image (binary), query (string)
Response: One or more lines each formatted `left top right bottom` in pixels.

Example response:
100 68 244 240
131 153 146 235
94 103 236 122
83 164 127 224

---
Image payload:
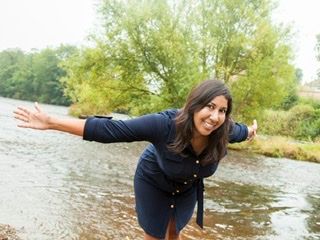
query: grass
228 135 320 163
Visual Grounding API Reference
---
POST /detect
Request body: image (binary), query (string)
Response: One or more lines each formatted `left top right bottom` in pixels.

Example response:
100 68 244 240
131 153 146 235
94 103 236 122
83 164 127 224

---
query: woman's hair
169 79 232 166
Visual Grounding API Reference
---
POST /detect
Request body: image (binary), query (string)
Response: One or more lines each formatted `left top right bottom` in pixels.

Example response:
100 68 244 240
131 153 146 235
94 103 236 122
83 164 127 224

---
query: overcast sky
273 0 320 83
0 0 319 83
0 0 98 50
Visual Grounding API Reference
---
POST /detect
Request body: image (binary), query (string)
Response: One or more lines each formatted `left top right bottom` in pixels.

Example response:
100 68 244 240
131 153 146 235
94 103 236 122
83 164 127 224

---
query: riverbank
228 135 320 163
0 224 20 240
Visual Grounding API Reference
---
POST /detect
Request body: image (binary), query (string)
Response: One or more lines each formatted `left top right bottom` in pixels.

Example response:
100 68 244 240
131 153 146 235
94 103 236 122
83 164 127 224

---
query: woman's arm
229 119 258 143
13 102 85 136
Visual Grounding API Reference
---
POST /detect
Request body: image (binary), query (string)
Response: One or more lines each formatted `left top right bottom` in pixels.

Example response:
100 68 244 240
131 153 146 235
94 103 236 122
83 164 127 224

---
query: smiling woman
13 79 257 240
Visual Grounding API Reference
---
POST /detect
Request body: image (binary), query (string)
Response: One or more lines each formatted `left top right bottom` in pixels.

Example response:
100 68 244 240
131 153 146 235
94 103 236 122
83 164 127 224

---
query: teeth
204 122 215 129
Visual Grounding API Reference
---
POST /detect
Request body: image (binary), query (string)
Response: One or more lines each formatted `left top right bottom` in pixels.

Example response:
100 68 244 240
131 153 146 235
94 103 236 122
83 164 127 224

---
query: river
0 97 319 240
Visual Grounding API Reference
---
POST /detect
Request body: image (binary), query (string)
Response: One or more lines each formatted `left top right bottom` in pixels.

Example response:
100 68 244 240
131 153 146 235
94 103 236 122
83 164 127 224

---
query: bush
295 109 320 140
261 104 319 141
260 109 288 136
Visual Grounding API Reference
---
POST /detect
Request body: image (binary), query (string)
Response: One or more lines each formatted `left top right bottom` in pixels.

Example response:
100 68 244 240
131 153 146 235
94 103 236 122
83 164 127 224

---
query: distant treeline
0 45 76 105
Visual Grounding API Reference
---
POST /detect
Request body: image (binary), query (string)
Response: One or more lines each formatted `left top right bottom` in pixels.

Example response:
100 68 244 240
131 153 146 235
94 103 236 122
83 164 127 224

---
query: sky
273 0 320 83
0 0 98 50
0 0 319 83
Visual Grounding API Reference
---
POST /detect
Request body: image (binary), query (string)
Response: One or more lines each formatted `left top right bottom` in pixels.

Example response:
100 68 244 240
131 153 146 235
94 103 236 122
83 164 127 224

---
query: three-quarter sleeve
83 113 168 144
228 121 248 143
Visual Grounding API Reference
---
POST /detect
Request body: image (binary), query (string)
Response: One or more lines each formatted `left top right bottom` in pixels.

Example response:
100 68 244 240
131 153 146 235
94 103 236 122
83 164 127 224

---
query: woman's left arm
229 119 258 143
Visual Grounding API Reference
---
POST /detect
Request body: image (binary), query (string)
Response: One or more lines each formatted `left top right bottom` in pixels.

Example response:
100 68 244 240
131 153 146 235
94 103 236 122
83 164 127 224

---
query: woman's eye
207 104 214 109
220 109 227 113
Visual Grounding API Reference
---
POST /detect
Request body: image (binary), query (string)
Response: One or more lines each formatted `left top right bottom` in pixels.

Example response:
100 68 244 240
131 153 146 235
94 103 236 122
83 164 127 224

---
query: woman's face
193 95 228 138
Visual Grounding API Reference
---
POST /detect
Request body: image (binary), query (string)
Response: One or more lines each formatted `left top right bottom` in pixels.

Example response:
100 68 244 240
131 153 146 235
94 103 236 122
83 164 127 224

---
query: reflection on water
0 97 319 240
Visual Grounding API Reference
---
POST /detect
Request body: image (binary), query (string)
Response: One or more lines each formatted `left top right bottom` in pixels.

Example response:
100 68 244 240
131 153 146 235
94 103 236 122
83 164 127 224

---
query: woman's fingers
13 106 35 128
13 108 29 121
34 102 41 112
247 119 258 141
252 119 257 136
253 119 258 130
13 113 28 122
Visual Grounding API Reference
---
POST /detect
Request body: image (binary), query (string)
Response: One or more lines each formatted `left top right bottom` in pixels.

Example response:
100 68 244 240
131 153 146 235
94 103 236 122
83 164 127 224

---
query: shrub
261 104 319 141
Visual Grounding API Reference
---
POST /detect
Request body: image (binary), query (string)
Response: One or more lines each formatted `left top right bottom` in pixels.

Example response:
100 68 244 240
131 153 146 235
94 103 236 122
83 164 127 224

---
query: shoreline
228 135 320 163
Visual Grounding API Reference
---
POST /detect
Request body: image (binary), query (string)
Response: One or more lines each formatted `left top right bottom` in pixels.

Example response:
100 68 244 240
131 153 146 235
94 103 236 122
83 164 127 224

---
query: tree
62 0 295 119
0 45 76 105
0 49 31 97
31 46 76 105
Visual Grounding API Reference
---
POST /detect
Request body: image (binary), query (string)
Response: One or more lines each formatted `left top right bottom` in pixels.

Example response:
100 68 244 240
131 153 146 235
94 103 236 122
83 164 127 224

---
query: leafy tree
0 45 76 105
279 68 301 110
32 46 75 105
62 0 295 118
0 49 31 97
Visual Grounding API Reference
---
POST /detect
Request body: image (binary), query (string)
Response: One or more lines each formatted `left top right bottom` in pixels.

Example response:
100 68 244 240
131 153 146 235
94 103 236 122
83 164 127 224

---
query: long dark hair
169 79 232 166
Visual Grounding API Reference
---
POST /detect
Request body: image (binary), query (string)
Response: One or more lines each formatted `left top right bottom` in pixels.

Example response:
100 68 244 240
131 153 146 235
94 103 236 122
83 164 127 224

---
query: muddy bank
0 224 20 240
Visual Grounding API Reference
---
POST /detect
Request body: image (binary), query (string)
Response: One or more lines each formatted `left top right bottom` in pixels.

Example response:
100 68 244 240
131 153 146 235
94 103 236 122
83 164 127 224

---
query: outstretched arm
13 102 85 136
229 119 258 143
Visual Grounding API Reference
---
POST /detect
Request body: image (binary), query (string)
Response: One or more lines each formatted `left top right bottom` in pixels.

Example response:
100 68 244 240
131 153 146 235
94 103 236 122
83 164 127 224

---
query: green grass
228 135 320 163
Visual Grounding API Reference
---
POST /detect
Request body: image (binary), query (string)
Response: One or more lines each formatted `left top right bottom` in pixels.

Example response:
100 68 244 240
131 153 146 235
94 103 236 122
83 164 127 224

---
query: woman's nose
209 110 219 121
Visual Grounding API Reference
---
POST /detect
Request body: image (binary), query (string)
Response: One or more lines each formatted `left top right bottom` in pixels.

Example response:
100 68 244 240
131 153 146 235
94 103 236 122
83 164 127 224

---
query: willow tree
62 0 295 119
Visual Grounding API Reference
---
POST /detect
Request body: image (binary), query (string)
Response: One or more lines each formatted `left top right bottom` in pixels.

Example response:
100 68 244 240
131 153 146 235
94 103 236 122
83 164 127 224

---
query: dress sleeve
228 121 248 143
83 113 168 144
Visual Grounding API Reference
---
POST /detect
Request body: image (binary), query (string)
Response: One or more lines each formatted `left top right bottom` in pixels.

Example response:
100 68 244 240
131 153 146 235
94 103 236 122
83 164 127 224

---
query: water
0 97 319 240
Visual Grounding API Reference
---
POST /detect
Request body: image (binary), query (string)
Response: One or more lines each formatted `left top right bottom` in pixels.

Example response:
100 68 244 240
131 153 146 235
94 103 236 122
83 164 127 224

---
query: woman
14 79 257 240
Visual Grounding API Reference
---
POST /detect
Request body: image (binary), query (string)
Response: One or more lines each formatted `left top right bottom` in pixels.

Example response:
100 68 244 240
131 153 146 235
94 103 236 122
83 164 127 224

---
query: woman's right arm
13 102 85 136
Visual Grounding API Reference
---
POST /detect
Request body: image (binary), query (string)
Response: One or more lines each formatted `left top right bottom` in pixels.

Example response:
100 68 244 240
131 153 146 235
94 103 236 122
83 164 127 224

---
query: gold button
176 189 180 193
193 174 197 178
184 181 187 184
170 204 174 208
196 160 200 164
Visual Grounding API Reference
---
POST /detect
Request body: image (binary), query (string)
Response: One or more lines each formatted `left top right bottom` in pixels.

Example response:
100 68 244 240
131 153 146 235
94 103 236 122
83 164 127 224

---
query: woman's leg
165 218 180 240
143 218 180 240
144 232 161 240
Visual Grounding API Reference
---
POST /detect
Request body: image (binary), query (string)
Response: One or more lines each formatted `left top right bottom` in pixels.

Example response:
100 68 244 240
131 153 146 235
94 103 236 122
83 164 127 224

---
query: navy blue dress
83 109 248 238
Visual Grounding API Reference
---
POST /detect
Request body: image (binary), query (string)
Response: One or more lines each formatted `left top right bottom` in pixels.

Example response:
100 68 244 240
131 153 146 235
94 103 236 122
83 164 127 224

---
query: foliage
260 103 320 141
0 46 76 105
61 0 295 117
277 67 302 110
229 135 320 163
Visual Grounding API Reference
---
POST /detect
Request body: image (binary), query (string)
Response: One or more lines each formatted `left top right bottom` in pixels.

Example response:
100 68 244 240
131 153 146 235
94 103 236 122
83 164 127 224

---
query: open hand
13 102 51 130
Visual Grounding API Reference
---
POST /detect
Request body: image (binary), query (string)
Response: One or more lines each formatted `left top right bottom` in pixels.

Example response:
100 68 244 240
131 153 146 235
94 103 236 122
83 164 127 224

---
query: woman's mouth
203 121 216 130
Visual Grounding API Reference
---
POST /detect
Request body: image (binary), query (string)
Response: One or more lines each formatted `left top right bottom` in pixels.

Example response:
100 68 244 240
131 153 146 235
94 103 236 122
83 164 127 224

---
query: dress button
193 174 197 178
184 181 187 185
196 160 200 164
170 204 174 208
172 192 175 195
176 189 180 193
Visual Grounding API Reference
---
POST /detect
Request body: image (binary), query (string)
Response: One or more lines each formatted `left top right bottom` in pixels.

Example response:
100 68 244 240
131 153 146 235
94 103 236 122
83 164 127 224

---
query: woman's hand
247 119 258 141
13 102 51 130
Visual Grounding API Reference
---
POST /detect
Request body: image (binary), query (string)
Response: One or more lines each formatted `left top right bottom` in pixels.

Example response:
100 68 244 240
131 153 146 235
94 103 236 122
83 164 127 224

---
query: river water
0 97 319 240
